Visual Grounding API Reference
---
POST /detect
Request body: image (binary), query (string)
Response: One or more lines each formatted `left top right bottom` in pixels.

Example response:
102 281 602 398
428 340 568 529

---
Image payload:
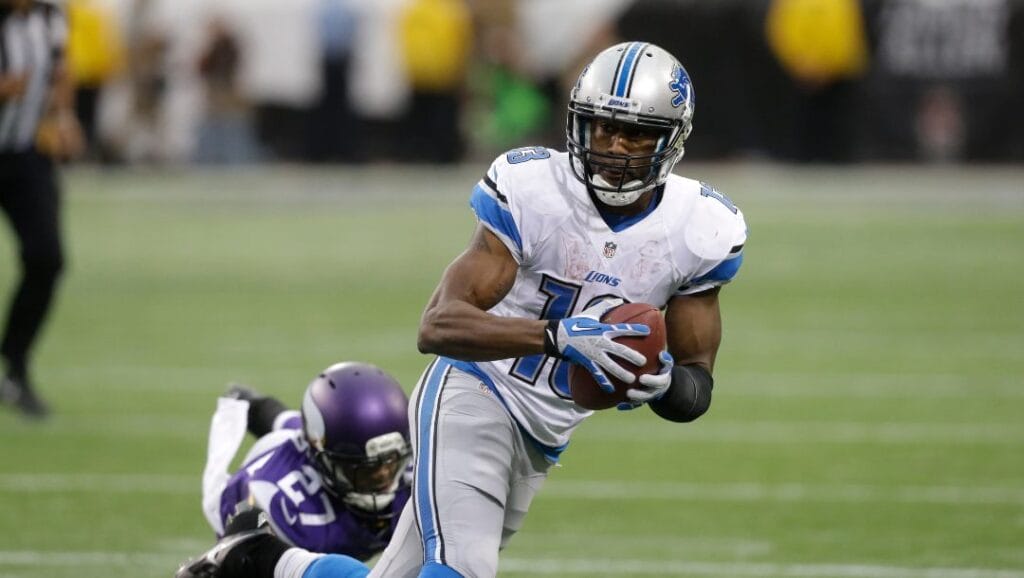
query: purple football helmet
301 362 411 518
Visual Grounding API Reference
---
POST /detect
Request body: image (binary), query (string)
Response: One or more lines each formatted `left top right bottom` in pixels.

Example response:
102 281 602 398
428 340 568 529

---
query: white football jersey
453 147 747 454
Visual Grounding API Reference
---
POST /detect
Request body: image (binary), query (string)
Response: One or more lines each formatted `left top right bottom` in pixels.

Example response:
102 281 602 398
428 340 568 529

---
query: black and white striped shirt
0 1 66 153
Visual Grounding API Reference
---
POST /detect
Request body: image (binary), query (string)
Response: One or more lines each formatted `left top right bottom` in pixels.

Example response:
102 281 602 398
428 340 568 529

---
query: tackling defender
176 41 746 578
184 362 412 576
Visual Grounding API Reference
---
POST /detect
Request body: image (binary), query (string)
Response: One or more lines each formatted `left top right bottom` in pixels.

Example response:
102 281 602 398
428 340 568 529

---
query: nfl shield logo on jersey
603 242 617 258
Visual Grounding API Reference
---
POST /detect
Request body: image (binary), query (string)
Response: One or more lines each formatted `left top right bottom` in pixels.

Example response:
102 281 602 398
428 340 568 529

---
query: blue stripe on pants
302 554 369 578
414 358 452 565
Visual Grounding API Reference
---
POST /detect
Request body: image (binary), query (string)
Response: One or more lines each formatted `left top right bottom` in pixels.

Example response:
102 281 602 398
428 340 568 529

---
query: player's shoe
0 375 50 419
174 526 272 578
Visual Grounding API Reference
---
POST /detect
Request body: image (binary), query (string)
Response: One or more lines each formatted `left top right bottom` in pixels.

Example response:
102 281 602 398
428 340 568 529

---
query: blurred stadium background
2 0 1023 577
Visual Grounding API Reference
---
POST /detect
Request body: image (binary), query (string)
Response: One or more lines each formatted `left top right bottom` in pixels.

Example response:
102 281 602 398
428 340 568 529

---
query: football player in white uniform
371 39 746 578
175 41 746 578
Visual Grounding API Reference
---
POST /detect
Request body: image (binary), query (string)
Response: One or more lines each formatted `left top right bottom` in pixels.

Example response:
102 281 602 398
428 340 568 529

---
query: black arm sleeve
247 396 288 438
648 364 714 423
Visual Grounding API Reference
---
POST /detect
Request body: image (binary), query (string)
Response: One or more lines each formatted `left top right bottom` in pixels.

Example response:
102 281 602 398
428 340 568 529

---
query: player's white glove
617 350 673 411
544 298 649 393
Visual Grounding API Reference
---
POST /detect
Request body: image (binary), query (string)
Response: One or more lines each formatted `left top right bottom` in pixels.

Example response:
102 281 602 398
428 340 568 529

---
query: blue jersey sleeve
676 183 747 295
687 249 744 286
470 160 523 262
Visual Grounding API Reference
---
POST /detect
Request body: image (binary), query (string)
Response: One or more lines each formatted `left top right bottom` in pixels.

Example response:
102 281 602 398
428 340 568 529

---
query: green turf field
1 164 1022 578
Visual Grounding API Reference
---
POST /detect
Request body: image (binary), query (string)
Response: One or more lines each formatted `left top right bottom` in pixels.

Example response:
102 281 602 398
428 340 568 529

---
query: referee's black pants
0 150 64 378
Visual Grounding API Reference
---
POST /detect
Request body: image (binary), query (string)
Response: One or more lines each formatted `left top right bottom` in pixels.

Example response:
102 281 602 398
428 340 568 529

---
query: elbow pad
649 364 714 423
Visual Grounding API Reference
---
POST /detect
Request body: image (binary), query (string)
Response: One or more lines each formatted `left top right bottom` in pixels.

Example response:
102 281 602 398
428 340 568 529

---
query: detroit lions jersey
454 147 746 453
218 424 410 561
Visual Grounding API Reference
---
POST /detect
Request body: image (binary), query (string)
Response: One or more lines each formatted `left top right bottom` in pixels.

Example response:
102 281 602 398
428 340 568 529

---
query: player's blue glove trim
543 298 649 393
561 344 617 393
617 350 674 411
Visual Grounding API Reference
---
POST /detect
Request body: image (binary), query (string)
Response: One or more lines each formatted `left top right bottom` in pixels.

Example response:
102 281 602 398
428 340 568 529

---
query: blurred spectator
766 0 868 85
95 0 169 162
50 0 1020 166
465 0 545 152
220 0 323 161
193 17 259 164
517 0 628 84
307 0 358 162
765 0 869 162
96 0 205 164
65 0 122 159
397 0 471 163
471 64 550 153
515 0 629 149
466 0 629 154
345 0 410 160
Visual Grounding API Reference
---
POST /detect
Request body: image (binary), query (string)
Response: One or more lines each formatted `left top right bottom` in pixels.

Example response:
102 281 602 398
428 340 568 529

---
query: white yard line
0 474 196 494
3 474 1023 506
539 480 1024 506
721 373 1024 399
0 551 179 567
1 550 1022 578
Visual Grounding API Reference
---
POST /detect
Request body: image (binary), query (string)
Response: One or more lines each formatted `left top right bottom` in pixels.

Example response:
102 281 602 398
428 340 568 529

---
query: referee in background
0 0 82 419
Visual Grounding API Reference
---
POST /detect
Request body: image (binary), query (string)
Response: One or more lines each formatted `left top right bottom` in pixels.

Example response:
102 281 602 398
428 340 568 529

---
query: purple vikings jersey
218 422 410 561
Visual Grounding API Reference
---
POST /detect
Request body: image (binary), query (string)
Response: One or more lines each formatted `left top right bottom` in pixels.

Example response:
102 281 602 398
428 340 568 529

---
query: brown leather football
568 302 666 410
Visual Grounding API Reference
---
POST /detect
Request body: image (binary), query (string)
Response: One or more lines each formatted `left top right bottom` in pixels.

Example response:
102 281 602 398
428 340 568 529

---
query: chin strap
590 173 650 206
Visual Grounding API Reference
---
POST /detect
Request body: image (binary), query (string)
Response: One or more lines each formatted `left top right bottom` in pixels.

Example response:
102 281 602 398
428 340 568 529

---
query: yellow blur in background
66 0 123 88
766 0 869 84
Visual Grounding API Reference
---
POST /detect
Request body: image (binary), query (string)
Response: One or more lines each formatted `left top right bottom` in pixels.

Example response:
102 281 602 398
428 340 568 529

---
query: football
568 302 667 410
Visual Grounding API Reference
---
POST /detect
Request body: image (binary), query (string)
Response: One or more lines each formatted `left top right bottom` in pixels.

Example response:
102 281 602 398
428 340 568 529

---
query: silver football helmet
567 42 695 206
